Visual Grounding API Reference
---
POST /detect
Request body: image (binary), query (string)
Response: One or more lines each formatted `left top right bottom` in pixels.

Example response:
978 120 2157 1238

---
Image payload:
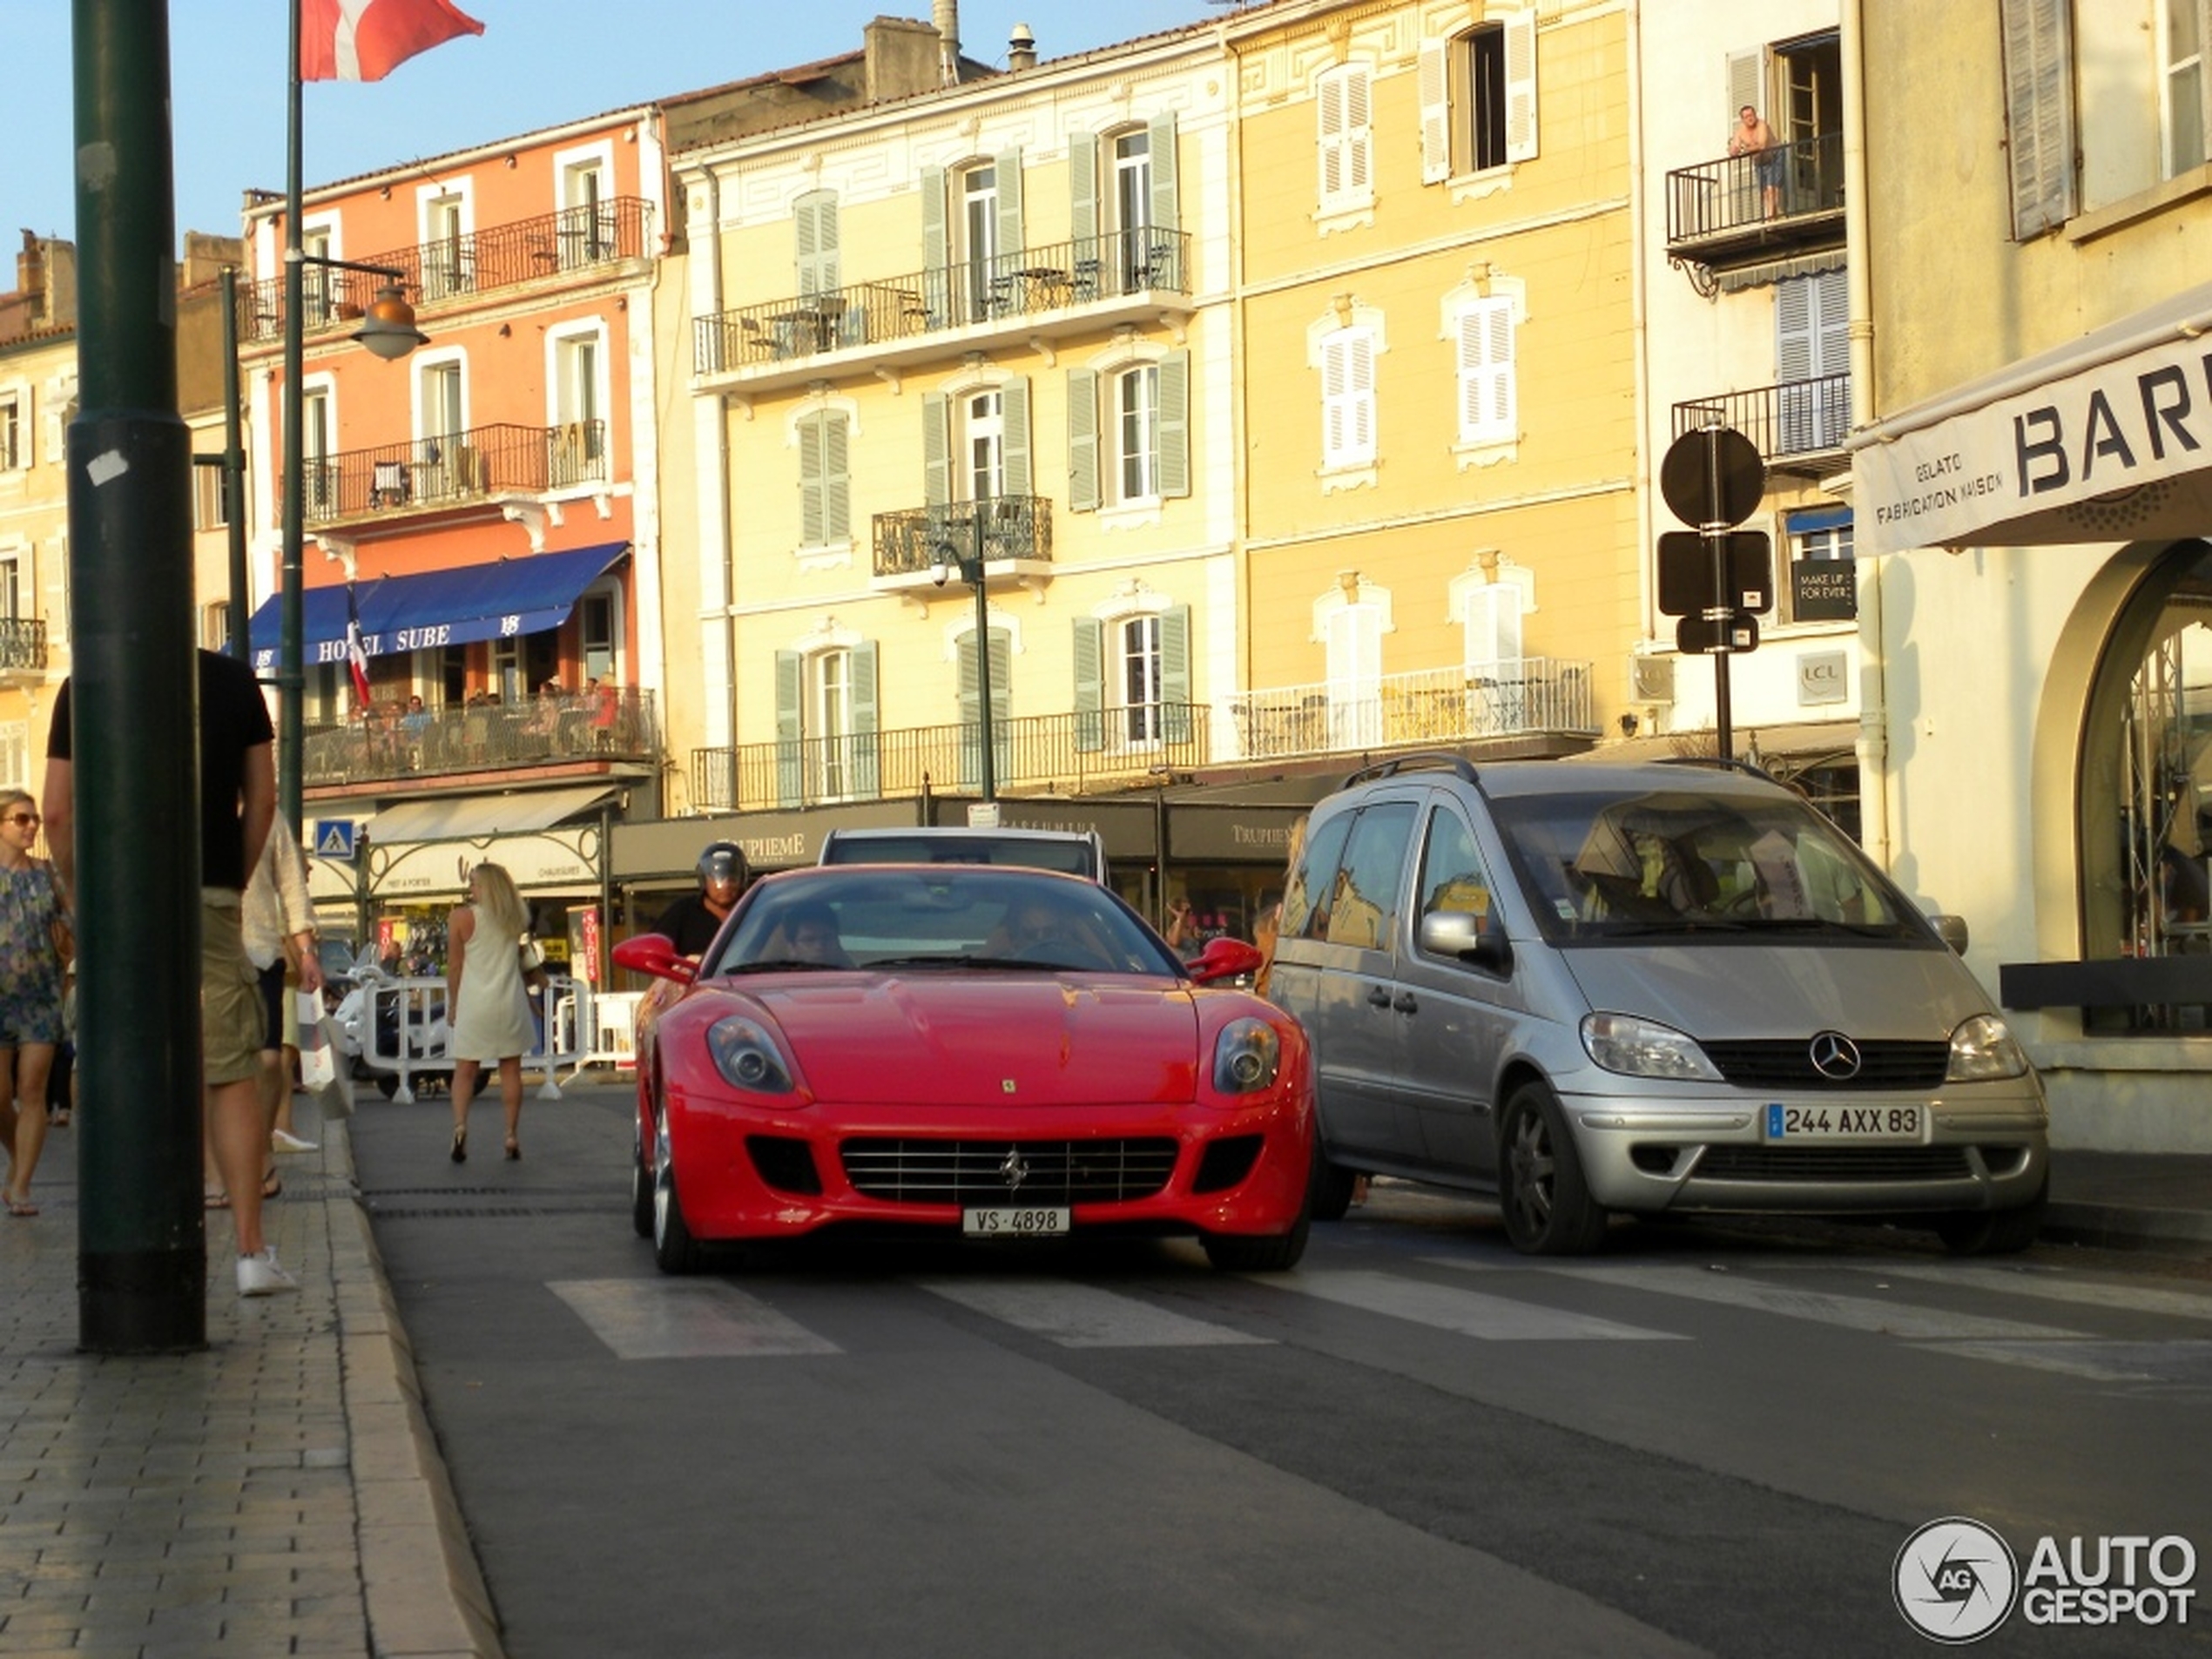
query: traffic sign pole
1703 423 1734 761
1659 421 1767 765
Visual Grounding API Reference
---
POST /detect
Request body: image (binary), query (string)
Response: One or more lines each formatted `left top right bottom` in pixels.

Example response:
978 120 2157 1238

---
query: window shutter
1318 70 1345 202
851 642 880 798
1775 276 1815 382
2002 0 2075 237
1069 130 1099 255
1161 604 1191 744
1504 11 1539 162
774 650 803 807
1458 300 1514 443
1727 49 1764 128
1148 113 1180 235
1073 617 1105 752
799 413 826 548
922 392 950 508
1345 65 1372 196
957 625 1013 787
1157 350 1190 499
795 190 839 297
921 165 950 319
1067 367 1099 512
823 412 851 544
1813 267 1848 378
1467 583 1523 674
995 148 1024 261
1419 39 1453 183
1003 379 1032 498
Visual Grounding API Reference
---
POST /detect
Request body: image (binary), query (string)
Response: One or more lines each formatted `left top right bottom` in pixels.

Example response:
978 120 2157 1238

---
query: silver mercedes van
1265 753 2049 1255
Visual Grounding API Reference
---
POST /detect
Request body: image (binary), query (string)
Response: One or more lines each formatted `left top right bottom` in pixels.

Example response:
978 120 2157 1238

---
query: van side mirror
1417 909 1513 975
1927 913 1970 954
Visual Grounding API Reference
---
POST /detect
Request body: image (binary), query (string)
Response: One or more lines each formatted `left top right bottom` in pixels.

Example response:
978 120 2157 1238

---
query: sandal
204 1186 230 1210
450 1124 468 1163
260 1172 283 1200
4 1191 36 1217
504 1137 521 1161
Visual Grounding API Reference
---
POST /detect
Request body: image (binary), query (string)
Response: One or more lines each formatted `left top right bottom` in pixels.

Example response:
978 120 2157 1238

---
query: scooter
328 944 452 1098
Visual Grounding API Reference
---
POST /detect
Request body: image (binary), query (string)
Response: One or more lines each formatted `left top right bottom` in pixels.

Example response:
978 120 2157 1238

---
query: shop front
1852 282 2212 1150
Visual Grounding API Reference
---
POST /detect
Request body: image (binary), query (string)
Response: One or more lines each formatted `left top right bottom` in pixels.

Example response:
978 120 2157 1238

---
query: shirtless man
1729 105 1783 218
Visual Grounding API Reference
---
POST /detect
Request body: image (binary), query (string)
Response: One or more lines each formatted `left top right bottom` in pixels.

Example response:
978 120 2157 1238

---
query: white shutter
1457 300 1514 444
1322 331 1376 467
1157 350 1190 499
1727 49 1764 130
1318 69 1346 203
1069 131 1098 253
2002 0 2075 237
1419 40 1453 183
1504 11 1539 164
1812 267 1848 378
1775 277 1815 382
1345 65 1372 196
1466 583 1523 675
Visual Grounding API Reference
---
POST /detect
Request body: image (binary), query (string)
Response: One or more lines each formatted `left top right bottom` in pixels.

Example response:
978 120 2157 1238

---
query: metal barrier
350 974 590 1103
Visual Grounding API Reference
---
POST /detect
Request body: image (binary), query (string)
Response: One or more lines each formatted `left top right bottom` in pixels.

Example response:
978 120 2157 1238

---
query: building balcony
239 198 655 343
300 420 609 528
1672 374 1851 476
301 688 658 791
693 226 1194 395
871 495 1054 588
0 617 48 674
688 702 1211 813
1227 661 1598 763
1664 133 1844 276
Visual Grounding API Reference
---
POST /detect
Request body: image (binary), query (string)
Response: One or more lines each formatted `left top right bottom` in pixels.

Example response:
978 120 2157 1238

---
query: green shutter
774 650 803 807
995 148 1024 262
1073 617 1104 752
1148 113 1179 237
1069 130 1099 265
988 625 1012 784
1161 604 1191 744
851 641 880 799
823 412 850 544
798 413 826 548
1157 350 1190 499
1067 367 1098 512
795 189 839 296
921 165 949 320
922 392 950 508
1003 379 1031 498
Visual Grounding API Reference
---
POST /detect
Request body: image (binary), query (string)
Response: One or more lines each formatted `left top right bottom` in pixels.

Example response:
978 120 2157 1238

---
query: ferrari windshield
703 867 1183 977
1489 786 1925 943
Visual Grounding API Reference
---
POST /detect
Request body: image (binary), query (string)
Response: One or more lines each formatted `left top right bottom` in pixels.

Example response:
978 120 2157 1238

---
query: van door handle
1393 991 1417 1013
1366 986 1393 1008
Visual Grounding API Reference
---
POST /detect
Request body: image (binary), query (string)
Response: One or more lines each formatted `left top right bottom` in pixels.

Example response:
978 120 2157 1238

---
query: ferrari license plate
1764 1103 1924 1142
962 1205 1070 1238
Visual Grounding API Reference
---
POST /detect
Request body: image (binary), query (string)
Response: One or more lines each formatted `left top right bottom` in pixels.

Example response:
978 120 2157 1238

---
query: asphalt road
351 1082 2212 1658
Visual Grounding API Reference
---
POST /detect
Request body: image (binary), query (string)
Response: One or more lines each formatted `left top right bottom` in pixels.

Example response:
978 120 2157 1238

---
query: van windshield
1488 788 1925 943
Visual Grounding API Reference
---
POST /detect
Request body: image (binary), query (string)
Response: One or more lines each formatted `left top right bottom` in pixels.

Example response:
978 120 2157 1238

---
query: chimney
934 0 960 85
1008 23 1036 71
17 232 44 316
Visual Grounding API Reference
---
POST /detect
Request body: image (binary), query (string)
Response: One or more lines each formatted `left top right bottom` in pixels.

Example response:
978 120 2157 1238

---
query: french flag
345 586 374 708
300 0 484 84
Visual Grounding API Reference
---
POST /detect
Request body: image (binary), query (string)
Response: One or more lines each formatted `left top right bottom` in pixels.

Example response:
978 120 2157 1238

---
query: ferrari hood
750 975 1204 1107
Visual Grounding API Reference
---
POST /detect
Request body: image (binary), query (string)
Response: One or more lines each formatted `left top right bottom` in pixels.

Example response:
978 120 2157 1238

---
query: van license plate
1764 1104 1923 1141
962 1206 1070 1238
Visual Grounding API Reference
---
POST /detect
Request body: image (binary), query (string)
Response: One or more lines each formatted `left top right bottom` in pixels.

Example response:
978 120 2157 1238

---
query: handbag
518 934 550 989
295 990 354 1121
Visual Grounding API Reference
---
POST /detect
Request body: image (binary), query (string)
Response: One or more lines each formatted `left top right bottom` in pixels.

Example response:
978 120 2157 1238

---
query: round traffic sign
1660 426 1766 529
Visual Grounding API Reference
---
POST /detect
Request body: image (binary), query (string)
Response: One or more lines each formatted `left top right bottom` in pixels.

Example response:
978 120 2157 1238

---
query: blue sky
7 1 1235 253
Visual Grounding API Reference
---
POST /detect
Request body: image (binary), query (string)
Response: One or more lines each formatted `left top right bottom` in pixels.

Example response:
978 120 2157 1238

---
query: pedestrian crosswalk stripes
1268 1269 1683 1342
913 1277 1274 1347
549 1278 841 1359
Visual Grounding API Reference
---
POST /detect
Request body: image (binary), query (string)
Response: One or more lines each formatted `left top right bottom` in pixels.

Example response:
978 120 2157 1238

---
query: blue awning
246 542 628 673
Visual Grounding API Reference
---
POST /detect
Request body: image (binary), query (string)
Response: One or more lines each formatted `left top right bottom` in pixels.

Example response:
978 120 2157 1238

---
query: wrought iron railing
239 199 654 342
694 226 1192 374
871 496 1053 580
688 702 1210 813
1673 374 1851 461
1665 132 1844 246
0 617 48 672
298 420 606 524
301 688 657 788
1227 661 1597 762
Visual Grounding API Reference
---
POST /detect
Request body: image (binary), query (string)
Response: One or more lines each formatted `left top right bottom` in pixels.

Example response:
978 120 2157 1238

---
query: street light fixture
930 507 995 806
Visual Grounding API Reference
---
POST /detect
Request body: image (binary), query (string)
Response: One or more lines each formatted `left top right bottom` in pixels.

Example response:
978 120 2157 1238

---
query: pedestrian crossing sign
314 820 357 861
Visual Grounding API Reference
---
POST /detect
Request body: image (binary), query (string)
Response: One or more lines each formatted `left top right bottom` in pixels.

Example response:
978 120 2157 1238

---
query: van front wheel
1499 1082 1609 1255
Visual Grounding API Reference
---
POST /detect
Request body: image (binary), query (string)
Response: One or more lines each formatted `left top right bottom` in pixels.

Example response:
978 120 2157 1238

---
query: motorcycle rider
648 841 748 958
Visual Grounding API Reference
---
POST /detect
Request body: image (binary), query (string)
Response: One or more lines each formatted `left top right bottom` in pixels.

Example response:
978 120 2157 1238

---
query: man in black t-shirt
46 650 292 1296
648 840 748 958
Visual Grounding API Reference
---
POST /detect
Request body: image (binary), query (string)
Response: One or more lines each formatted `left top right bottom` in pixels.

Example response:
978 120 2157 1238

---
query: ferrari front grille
840 1137 1180 1204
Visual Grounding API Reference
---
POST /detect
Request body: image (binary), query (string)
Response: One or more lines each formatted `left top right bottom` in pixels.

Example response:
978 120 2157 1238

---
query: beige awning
1850 281 2212 556
364 784 617 845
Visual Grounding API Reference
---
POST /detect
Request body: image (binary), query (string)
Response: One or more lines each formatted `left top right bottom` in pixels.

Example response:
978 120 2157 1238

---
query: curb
327 1117 507 1659
2042 1200 2212 1258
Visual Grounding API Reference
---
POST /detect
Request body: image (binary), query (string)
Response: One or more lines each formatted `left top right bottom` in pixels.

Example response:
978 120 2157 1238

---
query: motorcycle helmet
697 840 748 891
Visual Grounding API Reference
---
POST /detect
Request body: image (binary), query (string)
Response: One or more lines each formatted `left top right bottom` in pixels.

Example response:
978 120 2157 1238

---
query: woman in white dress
446 862 537 1162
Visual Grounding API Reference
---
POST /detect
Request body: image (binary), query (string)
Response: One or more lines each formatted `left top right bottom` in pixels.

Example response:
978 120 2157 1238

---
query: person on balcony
1729 104 1783 219
589 677 620 752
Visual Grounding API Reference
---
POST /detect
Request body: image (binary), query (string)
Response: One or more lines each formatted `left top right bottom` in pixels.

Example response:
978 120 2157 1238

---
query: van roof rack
1340 752 1481 788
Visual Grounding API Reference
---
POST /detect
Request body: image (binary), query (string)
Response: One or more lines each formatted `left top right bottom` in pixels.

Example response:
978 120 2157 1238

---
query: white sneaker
236 1247 299 1298
270 1130 318 1154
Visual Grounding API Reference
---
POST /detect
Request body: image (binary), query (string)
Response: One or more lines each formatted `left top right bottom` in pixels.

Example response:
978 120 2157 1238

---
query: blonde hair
468 861 529 936
0 787 32 819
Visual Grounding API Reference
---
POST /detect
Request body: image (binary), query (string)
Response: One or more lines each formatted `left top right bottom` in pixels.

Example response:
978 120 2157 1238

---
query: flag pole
278 0 307 837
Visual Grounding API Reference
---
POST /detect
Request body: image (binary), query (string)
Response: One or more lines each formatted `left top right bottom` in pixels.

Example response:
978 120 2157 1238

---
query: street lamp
931 508 995 805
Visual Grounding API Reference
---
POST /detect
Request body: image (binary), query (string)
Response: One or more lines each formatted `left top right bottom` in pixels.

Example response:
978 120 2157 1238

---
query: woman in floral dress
0 788 66 1216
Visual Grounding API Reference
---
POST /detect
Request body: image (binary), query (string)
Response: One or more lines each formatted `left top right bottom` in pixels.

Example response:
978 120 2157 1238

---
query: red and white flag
300 0 484 84
344 586 374 708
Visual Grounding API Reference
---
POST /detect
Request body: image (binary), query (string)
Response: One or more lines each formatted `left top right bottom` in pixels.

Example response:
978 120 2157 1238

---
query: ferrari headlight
1946 1013 2030 1082
1580 1012 1722 1082
1212 1018 1281 1095
706 1015 795 1095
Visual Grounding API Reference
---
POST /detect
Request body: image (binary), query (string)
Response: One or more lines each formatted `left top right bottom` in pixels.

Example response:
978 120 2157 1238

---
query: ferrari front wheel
652 1150 702 1275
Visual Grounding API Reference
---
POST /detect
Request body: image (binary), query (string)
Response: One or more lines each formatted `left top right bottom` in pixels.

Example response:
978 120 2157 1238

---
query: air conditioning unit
1629 655 1676 705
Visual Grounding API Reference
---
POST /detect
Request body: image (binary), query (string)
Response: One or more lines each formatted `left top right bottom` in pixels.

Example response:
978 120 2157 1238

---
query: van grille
1700 1039 1949 1090
1694 1145 1973 1183
840 1137 1180 1204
